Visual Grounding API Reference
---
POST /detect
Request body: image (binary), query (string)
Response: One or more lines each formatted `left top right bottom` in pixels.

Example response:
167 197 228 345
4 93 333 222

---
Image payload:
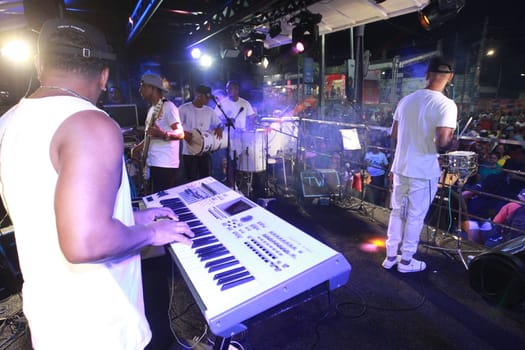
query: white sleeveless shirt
0 96 151 349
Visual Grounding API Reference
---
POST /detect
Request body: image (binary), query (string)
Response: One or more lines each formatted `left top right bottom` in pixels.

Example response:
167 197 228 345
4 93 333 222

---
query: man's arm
165 103 184 140
436 126 456 152
51 110 192 264
166 121 184 140
390 120 398 141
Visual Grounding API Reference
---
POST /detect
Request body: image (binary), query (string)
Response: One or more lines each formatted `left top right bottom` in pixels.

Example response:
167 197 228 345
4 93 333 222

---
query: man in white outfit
383 56 457 273
180 85 223 182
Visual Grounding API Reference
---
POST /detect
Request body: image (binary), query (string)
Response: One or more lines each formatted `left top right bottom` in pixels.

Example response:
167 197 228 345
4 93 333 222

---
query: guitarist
131 73 184 195
132 74 185 349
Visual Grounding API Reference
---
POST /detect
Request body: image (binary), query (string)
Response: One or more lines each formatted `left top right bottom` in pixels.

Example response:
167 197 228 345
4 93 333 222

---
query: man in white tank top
0 18 194 349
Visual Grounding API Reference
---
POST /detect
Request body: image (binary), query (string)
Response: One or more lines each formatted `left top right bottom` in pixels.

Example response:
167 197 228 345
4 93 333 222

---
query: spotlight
291 11 322 54
268 22 282 38
260 57 269 69
190 48 201 59
243 41 264 63
241 31 266 64
419 0 465 31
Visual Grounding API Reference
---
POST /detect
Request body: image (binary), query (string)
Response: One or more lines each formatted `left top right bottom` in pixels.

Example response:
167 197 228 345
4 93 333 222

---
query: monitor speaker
300 169 340 198
468 236 525 307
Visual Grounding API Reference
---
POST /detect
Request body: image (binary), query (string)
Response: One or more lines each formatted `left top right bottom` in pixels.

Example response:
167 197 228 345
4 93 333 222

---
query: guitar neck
142 98 166 164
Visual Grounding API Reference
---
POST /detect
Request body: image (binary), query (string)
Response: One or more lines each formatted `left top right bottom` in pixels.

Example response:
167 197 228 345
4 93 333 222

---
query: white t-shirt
391 89 457 179
214 96 255 130
0 96 151 350
179 102 221 155
146 99 182 168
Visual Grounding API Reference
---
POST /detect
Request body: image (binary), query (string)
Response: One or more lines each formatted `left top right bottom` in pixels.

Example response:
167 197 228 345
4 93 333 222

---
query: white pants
386 174 439 261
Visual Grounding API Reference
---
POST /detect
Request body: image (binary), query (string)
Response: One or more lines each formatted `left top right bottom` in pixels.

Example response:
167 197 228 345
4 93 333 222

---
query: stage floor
1 194 524 350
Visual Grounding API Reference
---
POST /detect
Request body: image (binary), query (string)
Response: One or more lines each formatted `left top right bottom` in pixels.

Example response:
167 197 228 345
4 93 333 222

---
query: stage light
199 54 212 68
241 31 266 64
291 11 322 54
268 22 281 38
419 0 465 31
243 41 264 63
261 57 269 69
190 47 201 59
1 39 31 62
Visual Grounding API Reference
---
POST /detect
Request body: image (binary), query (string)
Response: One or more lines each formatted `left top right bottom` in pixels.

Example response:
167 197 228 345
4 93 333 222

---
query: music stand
340 128 362 151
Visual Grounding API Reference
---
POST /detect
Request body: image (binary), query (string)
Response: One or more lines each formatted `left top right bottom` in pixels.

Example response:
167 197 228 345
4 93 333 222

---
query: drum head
185 129 204 155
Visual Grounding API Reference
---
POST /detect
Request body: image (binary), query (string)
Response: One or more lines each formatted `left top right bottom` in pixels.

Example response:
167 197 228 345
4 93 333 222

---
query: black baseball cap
427 56 454 74
37 18 116 61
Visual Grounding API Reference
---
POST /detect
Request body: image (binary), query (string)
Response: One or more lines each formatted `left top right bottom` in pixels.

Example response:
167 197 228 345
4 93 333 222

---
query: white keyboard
143 177 351 337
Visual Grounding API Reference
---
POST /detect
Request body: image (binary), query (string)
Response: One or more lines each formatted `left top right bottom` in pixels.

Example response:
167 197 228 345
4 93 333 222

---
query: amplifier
300 169 340 198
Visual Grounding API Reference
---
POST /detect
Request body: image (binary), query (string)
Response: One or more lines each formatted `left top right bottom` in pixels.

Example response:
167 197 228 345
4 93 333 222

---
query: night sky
324 0 525 97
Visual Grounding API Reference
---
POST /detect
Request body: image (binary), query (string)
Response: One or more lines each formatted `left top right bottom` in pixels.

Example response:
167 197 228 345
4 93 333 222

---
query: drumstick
458 116 473 139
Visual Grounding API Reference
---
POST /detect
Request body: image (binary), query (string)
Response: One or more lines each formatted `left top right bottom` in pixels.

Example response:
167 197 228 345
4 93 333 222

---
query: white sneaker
382 255 401 269
397 258 426 273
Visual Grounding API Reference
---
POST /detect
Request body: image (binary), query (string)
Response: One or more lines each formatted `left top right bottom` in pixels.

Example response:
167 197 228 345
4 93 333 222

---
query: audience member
484 188 525 247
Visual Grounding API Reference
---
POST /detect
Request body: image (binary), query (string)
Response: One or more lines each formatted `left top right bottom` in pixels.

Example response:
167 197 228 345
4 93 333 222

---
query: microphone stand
212 96 236 189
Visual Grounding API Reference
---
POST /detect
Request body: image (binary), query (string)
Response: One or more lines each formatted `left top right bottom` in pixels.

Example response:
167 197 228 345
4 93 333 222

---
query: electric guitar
141 98 166 190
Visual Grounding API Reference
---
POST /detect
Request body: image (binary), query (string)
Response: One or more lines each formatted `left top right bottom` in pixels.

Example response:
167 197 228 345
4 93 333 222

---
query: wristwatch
163 131 170 141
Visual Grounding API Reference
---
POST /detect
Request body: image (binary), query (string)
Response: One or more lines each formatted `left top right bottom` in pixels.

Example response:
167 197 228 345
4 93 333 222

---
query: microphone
207 93 217 102
234 107 244 118
226 107 244 130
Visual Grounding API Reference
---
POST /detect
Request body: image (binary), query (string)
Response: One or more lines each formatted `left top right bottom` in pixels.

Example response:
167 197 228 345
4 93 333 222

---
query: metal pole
354 25 365 117
320 33 325 117
472 17 489 111
496 61 503 99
